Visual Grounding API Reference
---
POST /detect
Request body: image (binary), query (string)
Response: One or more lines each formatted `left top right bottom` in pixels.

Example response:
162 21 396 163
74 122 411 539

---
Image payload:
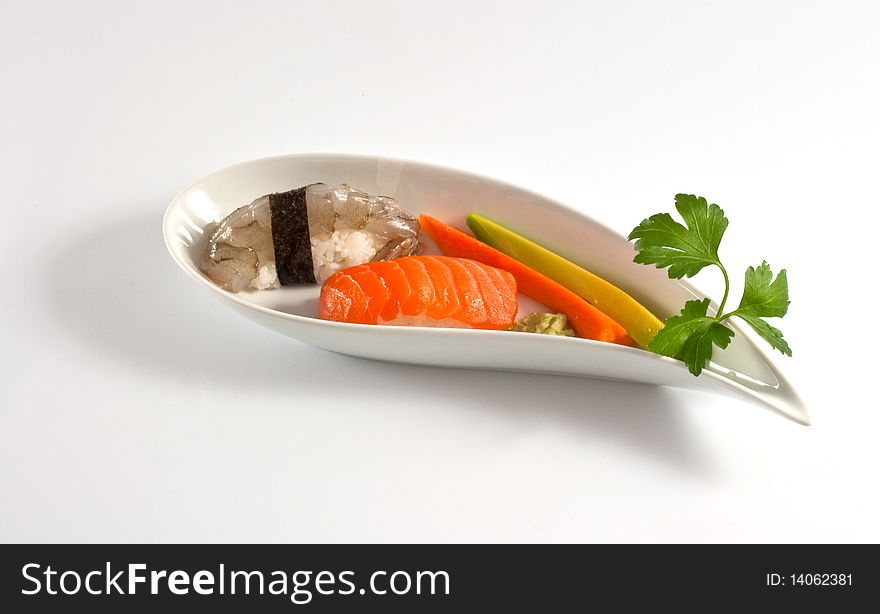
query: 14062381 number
790 573 852 586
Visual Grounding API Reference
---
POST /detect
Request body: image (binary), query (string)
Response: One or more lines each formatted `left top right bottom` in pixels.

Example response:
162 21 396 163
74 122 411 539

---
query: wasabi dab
511 313 575 337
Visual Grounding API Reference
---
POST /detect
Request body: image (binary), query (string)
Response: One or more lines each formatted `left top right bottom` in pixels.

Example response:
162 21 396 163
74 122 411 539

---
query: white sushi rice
380 315 474 328
250 262 280 290
310 229 387 282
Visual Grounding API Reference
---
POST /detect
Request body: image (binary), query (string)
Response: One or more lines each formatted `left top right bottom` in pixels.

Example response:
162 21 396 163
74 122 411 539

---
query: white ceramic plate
163 154 808 424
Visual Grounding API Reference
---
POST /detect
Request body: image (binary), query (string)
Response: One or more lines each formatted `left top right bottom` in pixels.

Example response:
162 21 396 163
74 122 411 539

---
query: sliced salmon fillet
319 256 518 330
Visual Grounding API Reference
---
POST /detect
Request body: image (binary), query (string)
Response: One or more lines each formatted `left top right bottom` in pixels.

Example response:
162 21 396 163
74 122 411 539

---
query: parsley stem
715 262 730 319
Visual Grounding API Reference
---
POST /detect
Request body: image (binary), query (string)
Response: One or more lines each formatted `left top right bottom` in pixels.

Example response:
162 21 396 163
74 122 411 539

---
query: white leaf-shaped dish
163 154 808 424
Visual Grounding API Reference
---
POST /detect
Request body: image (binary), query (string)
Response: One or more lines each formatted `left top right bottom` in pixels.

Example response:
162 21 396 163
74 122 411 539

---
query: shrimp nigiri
319 256 519 330
199 184 421 292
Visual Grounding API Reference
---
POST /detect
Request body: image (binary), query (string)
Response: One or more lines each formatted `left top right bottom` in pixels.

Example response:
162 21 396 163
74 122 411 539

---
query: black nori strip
269 187 315 284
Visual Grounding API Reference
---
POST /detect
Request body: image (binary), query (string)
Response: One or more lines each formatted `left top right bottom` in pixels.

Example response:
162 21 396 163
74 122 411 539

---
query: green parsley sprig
628 194 791 376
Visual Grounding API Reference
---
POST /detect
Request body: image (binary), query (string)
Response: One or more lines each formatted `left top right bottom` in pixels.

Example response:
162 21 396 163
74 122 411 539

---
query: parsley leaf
736 261 790 318
734 313 791 357
648 299 735 375
630 195 792 376
627 194 729 279
726 262 792 356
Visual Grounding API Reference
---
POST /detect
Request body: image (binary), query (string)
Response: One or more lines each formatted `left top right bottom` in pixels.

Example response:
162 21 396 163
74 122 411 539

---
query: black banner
0 545 875 611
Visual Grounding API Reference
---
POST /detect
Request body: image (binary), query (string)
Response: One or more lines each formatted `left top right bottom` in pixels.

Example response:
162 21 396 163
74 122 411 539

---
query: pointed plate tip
705 360 810 425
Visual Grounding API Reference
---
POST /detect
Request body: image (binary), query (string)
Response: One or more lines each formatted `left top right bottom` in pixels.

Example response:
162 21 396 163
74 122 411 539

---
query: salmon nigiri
319 256 519 330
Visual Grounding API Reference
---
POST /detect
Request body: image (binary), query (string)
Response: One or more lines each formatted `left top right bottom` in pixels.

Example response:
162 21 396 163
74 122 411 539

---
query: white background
2 0 878 542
